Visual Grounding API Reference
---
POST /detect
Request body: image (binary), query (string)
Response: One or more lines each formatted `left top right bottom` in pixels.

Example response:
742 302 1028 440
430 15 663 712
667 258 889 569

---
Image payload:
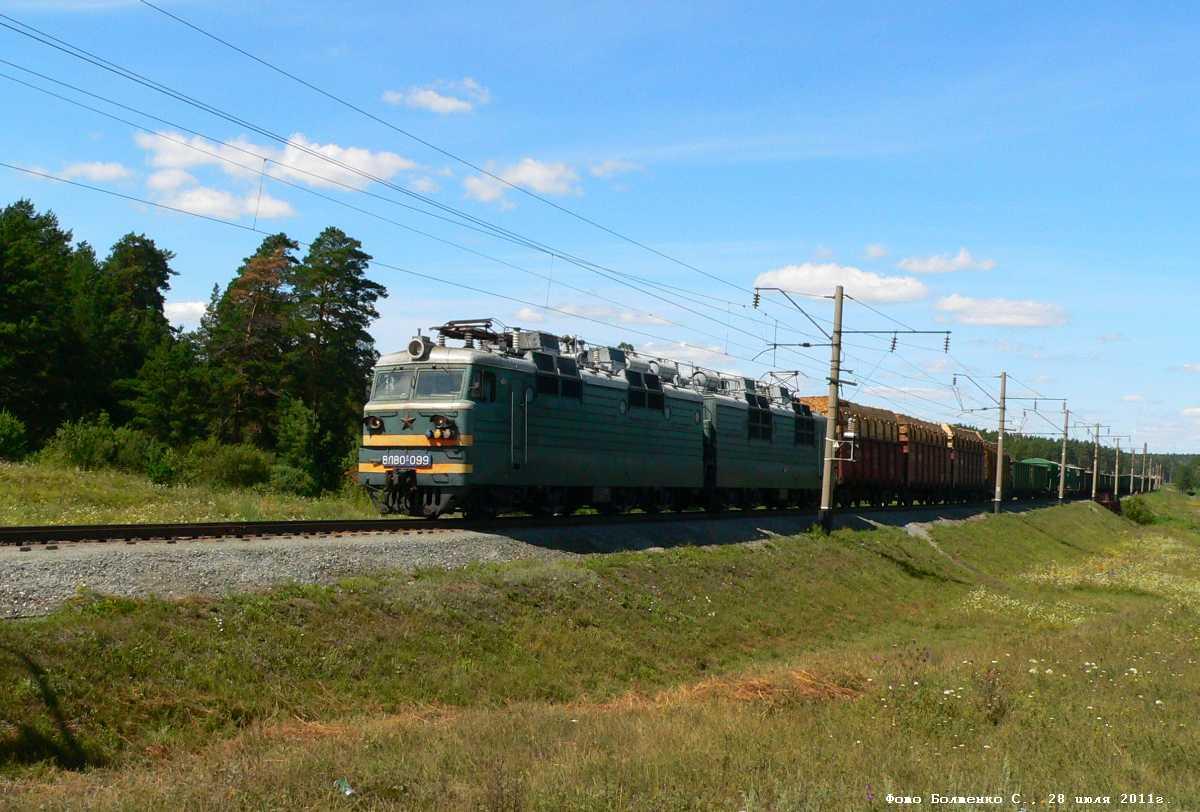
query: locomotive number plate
380 453 433 469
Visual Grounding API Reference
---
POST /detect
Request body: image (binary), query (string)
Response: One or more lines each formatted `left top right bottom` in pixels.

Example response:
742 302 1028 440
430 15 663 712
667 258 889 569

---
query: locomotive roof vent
691 369 721 392
589 346 627 372
649 359 679 384
767 384 791 403
407 335 434 361
515 330 560 354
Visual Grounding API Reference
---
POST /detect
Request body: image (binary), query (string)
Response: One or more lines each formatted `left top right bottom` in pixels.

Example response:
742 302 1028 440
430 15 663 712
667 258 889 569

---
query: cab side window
469 369 497 402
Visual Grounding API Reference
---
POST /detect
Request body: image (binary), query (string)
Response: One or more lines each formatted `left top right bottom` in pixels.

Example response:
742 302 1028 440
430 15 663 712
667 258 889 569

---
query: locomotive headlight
429 414 458 439
363 415 384 431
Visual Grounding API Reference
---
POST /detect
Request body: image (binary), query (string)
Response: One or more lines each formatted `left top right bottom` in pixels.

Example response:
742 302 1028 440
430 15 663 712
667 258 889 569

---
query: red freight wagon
895 413 953 504
942 424 989 502
798 397 904 507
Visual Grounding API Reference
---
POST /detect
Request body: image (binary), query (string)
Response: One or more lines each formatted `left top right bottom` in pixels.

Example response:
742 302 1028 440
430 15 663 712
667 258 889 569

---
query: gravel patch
0 531 569 618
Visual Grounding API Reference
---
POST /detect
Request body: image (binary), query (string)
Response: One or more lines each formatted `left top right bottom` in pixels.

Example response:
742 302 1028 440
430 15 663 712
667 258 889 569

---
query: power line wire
0 28 831 366
136 0 754 297
0 160 783 371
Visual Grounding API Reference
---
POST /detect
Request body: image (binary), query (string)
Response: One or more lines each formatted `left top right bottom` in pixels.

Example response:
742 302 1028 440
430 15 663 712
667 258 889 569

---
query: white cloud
514 306 545 324
409 176 439 194
514 302 670 329
164 300 206 327
753 262 928 303
812 245 834 259
589 159 642 178
898 247 996 274
464 158 580 206
147 168 195 192
382 78 491 114
387 88 471 114
463 174 507 204
935 294 1066 327
60 161 132 182
159 186 294 220
252 193 295 219
635 341 738 370
1181 363 1200 374
557 304 669 326
1122 394 1145 402
864 243 888 259
135 130 415 191
1183 407 1200 420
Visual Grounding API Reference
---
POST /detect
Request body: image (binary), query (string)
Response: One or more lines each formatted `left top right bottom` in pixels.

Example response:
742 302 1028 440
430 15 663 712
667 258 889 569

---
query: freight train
357 319 1155 517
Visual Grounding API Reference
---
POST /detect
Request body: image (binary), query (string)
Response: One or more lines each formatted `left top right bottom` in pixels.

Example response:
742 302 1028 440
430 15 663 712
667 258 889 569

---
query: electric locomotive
358 318 825 517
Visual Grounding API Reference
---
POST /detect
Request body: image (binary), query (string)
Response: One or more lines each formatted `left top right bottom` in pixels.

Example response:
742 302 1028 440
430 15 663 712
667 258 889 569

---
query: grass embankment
0 461 381 525
2 491 1199 809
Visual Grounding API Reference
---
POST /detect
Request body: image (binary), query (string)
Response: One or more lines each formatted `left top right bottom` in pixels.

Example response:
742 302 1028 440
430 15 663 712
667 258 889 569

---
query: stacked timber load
941 424 988 499
796 397 902 507
894 413 953 502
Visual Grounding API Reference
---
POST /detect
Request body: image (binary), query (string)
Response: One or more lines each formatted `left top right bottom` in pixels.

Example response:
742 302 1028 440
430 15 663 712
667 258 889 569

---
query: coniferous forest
0 198 386 495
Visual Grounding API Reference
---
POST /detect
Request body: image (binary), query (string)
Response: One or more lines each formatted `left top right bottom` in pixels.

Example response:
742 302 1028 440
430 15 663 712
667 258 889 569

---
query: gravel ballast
0 501 1058 619
0 530 569 619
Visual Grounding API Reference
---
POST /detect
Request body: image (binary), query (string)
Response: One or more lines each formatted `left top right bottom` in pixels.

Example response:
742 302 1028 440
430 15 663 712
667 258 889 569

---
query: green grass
0 460 385 525
1 490 1198 809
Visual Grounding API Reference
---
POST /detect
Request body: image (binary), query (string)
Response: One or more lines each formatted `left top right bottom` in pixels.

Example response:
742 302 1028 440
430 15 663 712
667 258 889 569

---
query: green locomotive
358 319 825 517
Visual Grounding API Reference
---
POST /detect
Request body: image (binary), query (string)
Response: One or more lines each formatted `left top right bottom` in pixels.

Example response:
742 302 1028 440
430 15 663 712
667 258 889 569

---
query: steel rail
0 497 1086 548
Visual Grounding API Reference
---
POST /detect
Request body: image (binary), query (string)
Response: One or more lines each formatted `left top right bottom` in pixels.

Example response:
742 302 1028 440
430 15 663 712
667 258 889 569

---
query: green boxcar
1019 457 1068 498
1012 459 1053 498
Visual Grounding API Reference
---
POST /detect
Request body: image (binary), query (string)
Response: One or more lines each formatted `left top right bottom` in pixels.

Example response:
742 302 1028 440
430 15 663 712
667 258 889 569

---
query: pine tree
0 200 77 440
126 334 211 446
288 227 386 487
72 233 177 419
203 234 298 445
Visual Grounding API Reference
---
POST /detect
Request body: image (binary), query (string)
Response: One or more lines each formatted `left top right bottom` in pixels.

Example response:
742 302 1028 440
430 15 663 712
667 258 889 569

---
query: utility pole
993 371 1007 514
818 285 844 533
1141 442 1148 493
1114 438 1121 498
1091 423 1101 499
1058 405 1069 504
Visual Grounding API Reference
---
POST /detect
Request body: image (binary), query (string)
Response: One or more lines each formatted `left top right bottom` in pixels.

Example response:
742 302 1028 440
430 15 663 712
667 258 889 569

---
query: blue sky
1 0 1197 452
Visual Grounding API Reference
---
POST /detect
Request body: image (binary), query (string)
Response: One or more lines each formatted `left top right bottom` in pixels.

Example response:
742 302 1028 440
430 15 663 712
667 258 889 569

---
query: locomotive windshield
373 369 415 401
414 368 465 399
372 367 466 401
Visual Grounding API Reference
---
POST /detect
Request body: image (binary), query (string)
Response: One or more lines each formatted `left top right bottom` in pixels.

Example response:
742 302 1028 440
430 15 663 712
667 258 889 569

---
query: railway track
0 508 814 548
0 498 1078 550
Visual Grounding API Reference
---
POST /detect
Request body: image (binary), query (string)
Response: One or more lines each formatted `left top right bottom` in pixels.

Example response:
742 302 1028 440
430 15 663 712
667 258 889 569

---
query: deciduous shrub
112 426 173 478
183 438 272 489
269 463 317 496
40 413 118 469
0 410 28 461
1122 496 1155 525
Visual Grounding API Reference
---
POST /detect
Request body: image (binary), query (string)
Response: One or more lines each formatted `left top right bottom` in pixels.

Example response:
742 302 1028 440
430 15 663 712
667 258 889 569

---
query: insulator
943 335 951 353
889 334 897 352
752 290 761 309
